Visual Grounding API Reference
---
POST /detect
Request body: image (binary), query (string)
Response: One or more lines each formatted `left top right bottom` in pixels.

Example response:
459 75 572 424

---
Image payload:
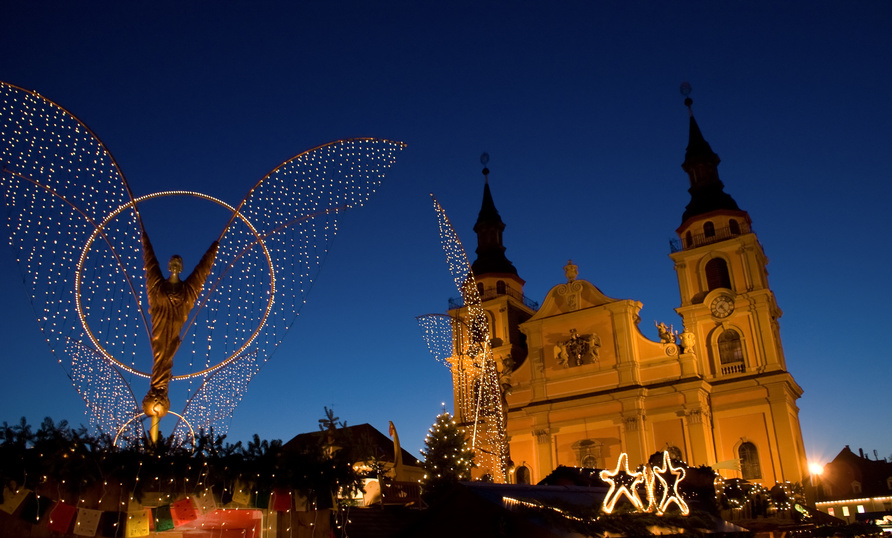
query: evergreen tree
420 411 474 504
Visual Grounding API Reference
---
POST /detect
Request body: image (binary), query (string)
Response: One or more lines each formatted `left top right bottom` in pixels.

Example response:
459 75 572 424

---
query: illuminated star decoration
415 195 509 483
599 453 645 513
653 451 689 515
0 81 405 443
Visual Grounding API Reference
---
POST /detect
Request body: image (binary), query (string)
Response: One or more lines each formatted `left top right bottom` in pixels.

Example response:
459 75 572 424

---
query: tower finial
680 82 693 117
481 152 490 184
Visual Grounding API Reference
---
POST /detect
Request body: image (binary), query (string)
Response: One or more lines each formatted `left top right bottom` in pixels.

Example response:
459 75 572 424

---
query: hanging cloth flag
196 489 217 515
46 501 77 533
73 507 102 536
0 487 29 514
19 493 52 524
272 488 292 512
99 511 125 537
152 504 175 531
232 482 252 506
126 508 152 538
170 497 199 526
255 489 271 509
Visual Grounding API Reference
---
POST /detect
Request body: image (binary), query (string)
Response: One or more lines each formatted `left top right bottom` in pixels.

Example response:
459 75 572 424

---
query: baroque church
446 98 809 487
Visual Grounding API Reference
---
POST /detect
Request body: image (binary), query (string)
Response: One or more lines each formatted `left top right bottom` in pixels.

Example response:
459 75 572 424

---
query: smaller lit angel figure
0 82 404 444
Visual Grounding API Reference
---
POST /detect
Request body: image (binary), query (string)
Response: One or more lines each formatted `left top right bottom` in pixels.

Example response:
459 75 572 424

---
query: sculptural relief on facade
553 328 600 367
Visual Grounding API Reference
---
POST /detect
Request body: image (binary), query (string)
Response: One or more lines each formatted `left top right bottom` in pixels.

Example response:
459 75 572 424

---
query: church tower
468 158 535 374
445 104 809 487
447 157 537 480
669 96 808 483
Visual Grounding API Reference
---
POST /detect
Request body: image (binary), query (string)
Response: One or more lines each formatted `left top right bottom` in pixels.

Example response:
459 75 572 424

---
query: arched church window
852 481 862 494
476 283 484 298
739 442 762 480
497 280 506 295
704 221 716 238
729 219 741 235
516 466 531 485
718 329 744 365
685 231 693 248
705 258 732 290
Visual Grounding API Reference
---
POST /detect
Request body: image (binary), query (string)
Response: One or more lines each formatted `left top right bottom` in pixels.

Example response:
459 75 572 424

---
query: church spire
679 94 742 226
471 154 518 278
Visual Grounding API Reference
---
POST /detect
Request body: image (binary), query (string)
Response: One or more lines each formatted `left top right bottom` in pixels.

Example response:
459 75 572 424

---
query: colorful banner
99 510 125 536
152 504 174 531
0 487 29 514
46 501 77 533
197 489 218 514
73 507 102 536
232 482 252 506
254 489 270 509
126 508 152 538
171 496 199 525
19 493 51 524
272 488 292 512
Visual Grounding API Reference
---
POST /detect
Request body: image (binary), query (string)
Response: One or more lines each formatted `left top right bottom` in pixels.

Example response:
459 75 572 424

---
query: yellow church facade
448 99 809 488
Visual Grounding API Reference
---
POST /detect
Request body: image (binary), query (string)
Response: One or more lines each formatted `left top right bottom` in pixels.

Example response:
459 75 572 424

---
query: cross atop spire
471 154 519 278
678 89 742 226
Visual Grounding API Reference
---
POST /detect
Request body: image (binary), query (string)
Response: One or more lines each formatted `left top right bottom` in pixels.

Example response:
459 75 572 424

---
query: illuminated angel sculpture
416 195 509 482
0 82 405 444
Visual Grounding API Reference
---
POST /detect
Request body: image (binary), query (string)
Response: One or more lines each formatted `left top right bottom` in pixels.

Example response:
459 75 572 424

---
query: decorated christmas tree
420 411 475 504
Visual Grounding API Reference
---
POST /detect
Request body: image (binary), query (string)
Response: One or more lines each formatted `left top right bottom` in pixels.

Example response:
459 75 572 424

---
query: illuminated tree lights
419 411 475 503
417 195 509 483
0 81 405 442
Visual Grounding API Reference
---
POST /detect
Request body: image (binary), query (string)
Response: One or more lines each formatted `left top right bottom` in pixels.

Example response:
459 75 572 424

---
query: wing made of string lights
175 138 406 432
428 195 489 341
415 313 455 366
172 349 260 444
0 82 145 432
423 195 508 481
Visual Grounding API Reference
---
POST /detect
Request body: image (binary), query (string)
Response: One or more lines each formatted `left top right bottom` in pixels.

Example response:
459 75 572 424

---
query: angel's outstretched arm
184 241 219 304
141 231 163 293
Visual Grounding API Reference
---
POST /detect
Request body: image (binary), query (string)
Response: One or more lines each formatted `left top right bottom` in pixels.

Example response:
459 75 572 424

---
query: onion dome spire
471 153 519 277
679 85 741 225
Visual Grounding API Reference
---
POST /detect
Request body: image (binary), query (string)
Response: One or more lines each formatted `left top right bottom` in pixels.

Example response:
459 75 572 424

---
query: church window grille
718 330 744 365
704 221 716 238
739 442 762 480
705 257 732 290
729 219 741 235
497 280 506 295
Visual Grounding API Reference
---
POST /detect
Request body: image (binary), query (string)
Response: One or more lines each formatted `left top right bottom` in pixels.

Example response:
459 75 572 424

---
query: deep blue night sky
1 2 890 467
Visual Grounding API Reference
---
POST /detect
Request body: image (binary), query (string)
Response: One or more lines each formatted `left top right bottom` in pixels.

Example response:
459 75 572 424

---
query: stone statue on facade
655 321 675 345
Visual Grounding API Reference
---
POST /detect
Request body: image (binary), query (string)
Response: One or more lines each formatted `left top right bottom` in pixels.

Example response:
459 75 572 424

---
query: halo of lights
74 190 274 380
112 409 195 448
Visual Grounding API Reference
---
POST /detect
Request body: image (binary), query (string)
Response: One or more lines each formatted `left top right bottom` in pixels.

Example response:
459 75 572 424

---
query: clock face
710 295 734 318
